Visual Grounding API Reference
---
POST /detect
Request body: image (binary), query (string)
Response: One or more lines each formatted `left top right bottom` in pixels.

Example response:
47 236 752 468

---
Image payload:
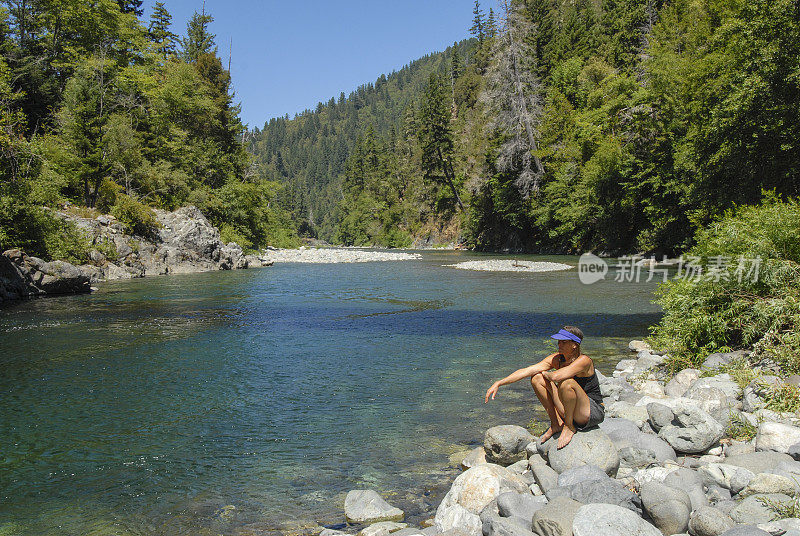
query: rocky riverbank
445 260 573 273
318 341 800 536
261 247 422 263
0 206 268 302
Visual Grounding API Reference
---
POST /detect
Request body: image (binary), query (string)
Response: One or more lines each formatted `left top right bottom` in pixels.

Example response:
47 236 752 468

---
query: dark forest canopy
2 0 799 259
0 0 296 259
247 0 800 254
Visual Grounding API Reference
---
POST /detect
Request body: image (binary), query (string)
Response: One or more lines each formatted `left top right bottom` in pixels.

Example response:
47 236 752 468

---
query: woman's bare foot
540 426 562 443
557 427 575 449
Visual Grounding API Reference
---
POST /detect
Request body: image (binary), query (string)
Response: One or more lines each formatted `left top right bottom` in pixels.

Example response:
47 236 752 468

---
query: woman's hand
485 382 500 403
542 370 554 382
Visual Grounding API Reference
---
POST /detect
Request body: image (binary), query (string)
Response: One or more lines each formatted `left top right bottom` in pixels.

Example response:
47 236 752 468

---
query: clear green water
0 251 662 535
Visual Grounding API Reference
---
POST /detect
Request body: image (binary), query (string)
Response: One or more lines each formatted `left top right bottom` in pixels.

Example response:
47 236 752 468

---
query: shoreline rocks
1 206 269 303
333 339 800 536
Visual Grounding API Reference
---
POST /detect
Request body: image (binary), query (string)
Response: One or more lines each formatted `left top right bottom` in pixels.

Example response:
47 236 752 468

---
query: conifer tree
148 2 177 59
482 0 545 196
181 9 216 63
418 73 463 209
487 8 497 39
470 0 485 44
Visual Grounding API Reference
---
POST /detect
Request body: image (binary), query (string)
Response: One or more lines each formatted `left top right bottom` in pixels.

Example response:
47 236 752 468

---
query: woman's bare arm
485 354 558 403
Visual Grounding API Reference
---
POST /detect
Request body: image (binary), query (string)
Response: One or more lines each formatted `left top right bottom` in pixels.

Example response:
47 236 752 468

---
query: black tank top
575 372 604 406
559 354 603 405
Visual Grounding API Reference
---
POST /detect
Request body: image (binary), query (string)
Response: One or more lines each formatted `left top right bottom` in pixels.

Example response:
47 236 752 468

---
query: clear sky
141 1 499 129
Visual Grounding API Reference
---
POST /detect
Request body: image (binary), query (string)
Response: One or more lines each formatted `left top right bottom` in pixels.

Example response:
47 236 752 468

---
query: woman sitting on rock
484 326 604 449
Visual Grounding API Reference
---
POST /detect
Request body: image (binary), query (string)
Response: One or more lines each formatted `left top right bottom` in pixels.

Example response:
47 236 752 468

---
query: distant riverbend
0 251 662 535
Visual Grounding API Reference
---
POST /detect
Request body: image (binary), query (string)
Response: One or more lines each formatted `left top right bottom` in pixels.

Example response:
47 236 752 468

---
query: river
0 251 662 535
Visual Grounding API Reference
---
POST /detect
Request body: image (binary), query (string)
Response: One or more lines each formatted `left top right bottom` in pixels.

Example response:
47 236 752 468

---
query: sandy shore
260 248 422 263
444 260 573 272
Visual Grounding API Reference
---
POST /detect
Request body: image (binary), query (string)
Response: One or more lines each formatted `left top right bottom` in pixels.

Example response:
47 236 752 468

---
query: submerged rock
345 490 405 524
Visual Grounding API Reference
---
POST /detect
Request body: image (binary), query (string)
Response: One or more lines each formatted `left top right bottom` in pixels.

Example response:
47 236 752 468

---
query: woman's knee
531 374 547 389
558 378 578 397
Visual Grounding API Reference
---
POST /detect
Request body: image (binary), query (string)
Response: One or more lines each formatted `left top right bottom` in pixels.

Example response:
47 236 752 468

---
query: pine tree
148 2 177 59
181 8 216 63
418 73 463 210
470 0 485 44
487 8 498 39
481 0 545 196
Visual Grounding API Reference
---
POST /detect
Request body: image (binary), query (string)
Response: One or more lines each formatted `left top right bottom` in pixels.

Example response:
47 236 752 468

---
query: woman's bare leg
556 378 592 449
531 374 565 441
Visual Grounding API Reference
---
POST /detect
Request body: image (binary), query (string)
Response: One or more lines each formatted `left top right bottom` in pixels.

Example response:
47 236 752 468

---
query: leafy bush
111 194 162 240
726 412 757 442
0 199 91 263
651 193 800 373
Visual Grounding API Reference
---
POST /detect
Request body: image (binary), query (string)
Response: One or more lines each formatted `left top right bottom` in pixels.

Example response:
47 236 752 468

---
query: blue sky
141 1 499 129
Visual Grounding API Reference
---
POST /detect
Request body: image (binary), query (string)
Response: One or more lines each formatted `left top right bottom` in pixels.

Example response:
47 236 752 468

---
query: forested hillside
0 0 296 261
248 0 800 254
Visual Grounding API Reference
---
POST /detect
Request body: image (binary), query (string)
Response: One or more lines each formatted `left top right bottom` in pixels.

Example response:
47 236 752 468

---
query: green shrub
649 194 800 372
0 198 91 263
726 411 757 442
111 194 161 240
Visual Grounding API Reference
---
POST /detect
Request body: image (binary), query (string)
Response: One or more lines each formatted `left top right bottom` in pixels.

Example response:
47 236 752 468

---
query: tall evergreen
148 2 177 59
418 73 463 210
181 9 216 62
470 0 485 43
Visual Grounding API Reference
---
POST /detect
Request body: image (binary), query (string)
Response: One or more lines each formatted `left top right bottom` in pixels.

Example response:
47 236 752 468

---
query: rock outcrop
1 206 268 302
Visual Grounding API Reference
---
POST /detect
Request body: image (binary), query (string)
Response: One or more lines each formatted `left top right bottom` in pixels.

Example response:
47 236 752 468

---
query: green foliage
0 201 91 264
111 194 161 239
757 494 800 521
726 412 757 442
650 195 800 371
0 1 293 261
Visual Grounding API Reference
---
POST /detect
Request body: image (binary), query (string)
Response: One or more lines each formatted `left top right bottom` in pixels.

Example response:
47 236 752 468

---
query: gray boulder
568 478 642 513
685 375 742 401
789 442 800 461
640 480 691 535
663 467 709 511
531 496 583 536
359 522 408 536
738 472 796 497
484 426 534 466
688 506 735 536
665 369 702 398
481 515 536 536
496 492 547 520
571 503 662 536
755 421 800 454
619 447 658 469
532 464 560 494
725 452 795 475
544 428 620 476
719 527 770 536
703 350 750 369
728 494 793 524
435 464 529 535
658 405 723 454
461 447 488 469
630 340 652 352
647 403 675 431
706 485 732 503
557 465 609 487
345 490 405 523
698 464 755 495
606 402 650 428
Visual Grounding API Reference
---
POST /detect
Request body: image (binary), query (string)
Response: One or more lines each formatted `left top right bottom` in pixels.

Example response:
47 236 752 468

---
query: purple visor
550 329 582 344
